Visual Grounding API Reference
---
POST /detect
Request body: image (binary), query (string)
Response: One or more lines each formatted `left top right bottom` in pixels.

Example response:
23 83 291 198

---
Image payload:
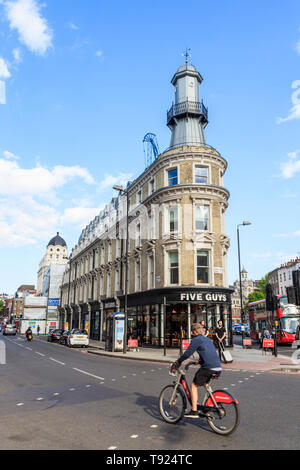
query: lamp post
113 184 129 354
237 221 251 331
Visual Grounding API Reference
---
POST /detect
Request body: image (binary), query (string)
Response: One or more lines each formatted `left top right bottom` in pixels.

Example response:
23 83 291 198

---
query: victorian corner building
59 61 234 347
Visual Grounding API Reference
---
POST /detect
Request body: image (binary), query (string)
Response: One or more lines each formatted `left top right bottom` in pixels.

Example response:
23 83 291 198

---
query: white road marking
150 425 158 428
130 435 138 439
108 446 117 450
36 397 44 401
49 358 65 365
26 347 32 350
69 388 76 391
72 368 105 381
16 403 24 406
53 393 60 396
35 351 45 356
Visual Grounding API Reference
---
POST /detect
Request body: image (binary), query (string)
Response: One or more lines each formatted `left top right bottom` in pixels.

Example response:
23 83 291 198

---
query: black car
47 329 63 342
59 330 71 345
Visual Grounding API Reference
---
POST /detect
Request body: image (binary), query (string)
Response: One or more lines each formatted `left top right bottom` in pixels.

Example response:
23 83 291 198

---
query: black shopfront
117 286 233 348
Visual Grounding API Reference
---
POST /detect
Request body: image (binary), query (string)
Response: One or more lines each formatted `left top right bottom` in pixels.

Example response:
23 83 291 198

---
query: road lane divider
72 367 105 381
49 357 66 365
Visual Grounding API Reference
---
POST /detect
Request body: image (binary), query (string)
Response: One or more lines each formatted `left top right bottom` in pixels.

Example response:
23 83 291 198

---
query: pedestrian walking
37 325 40 336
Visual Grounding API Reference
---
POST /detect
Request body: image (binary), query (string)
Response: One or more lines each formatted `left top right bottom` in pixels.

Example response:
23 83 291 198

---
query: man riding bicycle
172 322 222 418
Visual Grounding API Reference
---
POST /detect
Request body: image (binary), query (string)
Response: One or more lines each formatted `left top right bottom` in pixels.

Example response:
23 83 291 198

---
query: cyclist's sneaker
184 410 199 418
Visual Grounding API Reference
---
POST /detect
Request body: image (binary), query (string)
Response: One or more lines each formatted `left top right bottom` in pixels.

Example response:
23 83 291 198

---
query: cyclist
172 322 222 418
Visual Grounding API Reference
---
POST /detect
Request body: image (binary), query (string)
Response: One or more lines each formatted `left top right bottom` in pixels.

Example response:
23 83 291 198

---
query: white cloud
280 150 300 179
12 47 22 63
0 158 95 196
3 150 19 160
4 0 53 56
99 172 133 191
61 206 103 229
0 154 130 247
277 80 300 123
68 21 79 31
0 81 6 104
0 57 11 78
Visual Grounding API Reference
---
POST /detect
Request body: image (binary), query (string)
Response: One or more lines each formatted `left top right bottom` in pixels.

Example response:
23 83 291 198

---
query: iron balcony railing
167 99 208 125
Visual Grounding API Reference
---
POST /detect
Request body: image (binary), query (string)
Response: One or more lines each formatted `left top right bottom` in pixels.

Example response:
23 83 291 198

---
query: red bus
248 294 300 345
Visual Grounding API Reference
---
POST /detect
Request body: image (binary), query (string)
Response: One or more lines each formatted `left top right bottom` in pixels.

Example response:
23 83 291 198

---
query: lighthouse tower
167 57 208 149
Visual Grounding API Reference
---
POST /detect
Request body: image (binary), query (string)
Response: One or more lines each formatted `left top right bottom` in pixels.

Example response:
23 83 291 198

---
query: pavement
87 339 300 373
33 335 300 373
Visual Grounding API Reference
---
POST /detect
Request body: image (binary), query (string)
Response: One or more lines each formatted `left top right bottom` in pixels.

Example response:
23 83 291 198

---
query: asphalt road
0 334 299 450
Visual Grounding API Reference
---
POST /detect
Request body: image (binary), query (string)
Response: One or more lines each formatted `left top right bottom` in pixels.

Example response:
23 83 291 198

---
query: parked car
67 329 89 348
3 324 17 336
47 329 64 342
59 330 71 345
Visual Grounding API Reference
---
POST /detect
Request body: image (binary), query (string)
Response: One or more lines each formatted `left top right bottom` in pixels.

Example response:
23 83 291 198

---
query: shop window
197 250 209 283
195 166 208 184
169 251 179 284
168 168 178 186
195 205 209 231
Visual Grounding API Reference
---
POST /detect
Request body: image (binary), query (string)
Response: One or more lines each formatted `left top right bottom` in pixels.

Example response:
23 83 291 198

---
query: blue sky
0 0 300 294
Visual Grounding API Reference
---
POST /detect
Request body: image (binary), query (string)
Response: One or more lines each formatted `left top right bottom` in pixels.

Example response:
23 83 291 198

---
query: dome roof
47 232 67 247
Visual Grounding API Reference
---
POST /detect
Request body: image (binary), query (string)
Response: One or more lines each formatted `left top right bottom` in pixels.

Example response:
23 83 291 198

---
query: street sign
263 339 274 348
182 340 190 350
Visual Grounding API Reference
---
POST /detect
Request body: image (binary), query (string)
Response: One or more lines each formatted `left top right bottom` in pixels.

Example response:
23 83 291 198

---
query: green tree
0 300 4 315
245 274 269 310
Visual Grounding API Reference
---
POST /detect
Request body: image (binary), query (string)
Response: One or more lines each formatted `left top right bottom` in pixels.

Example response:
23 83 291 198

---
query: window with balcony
169 251 179 284
195 205 209 231
168 168 178 186
197 250 209 284
195 166 208 184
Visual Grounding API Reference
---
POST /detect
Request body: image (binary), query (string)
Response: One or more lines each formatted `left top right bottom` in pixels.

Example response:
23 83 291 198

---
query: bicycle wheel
205 399 240 436
159 385 185 424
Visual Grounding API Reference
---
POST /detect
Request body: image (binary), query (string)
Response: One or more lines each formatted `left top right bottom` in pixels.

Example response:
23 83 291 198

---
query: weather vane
182 47 192 64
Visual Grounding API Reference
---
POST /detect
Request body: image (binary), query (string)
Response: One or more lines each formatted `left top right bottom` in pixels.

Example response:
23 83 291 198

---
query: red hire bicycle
158 361 240 435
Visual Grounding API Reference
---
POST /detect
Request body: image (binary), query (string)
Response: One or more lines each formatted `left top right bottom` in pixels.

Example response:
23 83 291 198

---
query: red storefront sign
243 338 252 346
128 339 138 348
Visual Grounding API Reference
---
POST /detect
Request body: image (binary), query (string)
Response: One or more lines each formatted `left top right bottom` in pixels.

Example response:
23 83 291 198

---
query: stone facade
59 62 233 347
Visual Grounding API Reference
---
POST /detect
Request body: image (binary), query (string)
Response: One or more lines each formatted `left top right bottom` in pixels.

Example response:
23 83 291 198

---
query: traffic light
265 283 274 311
287 286 296 305
292 270 300 306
